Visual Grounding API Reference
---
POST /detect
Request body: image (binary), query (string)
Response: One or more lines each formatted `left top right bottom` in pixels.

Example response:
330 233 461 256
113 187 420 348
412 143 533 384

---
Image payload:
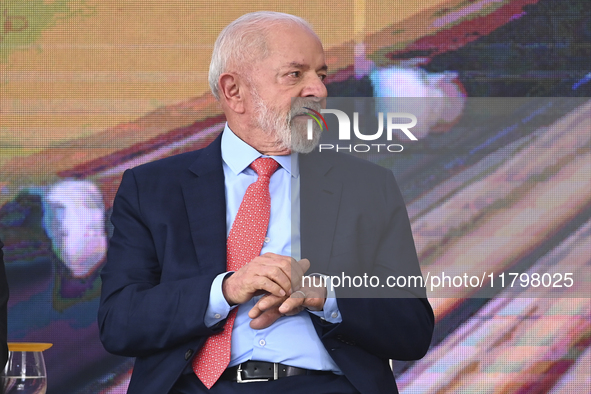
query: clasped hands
222 253 327 329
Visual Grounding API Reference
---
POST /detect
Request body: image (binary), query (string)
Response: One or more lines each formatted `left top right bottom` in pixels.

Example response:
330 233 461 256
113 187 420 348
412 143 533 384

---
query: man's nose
302 74 328 98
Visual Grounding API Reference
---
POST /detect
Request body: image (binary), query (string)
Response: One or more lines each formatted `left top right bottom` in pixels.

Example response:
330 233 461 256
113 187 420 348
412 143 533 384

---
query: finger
251 275 288 298
297 258 311 273
256 266 292 295
289 258 311 291
278 293 306 314
248 303 264 320
257 255 309 294
299 283 327 311
248 294 286 319
281 304 305 316
252 255 296 293
300 283 327 300
256 293 286 311
249 308 284 330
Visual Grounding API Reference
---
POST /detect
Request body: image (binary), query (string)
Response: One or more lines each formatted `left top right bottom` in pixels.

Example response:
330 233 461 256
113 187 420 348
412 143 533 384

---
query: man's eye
289 71 301 78
319 74 327 81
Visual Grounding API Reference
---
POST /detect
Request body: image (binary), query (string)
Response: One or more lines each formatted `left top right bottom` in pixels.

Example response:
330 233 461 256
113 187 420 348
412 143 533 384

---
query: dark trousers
171 372 361 394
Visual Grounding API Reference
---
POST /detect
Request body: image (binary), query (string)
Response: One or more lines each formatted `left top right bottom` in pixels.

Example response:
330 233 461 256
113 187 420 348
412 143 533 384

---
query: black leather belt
220 361 333 383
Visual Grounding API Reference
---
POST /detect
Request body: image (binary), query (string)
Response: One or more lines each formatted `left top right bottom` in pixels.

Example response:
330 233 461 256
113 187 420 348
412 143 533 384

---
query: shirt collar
221 123 298 178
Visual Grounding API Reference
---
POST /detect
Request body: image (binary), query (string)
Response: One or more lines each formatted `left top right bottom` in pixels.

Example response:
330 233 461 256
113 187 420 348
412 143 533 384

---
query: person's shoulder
132 149 201 173
128 134 221 179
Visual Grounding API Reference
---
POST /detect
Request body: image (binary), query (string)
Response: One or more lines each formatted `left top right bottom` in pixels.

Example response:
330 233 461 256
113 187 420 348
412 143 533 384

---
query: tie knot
250 157 279 178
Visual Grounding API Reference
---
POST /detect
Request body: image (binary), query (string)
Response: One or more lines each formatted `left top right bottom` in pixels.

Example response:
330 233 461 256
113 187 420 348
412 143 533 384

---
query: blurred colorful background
1 0 590 392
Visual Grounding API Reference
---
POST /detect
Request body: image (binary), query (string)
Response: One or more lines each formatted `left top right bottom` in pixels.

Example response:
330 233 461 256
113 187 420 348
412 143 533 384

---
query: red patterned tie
193 157 279 388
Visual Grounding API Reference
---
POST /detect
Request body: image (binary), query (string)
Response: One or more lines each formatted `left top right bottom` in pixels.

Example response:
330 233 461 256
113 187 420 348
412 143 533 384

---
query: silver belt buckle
236 363 273 383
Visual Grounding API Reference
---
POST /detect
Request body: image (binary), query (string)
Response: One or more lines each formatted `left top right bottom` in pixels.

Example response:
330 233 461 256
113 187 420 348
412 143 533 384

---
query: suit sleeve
316 170 434 361
0 240 8 370
98 170 221 358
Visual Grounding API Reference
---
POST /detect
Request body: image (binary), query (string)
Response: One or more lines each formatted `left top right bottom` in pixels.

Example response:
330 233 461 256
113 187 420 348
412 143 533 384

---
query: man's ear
219 73 245 114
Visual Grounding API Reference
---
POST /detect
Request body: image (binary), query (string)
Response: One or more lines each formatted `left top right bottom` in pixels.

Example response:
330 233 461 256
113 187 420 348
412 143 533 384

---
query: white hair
209 11 314 100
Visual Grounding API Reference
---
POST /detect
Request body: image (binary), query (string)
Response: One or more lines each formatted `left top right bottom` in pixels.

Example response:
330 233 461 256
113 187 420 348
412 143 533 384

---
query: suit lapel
181 134 227 272
179 138 344 274
300 152 342 274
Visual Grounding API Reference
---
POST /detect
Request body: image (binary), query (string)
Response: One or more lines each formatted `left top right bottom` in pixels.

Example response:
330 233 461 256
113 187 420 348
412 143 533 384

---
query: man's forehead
265 29 325 62
280 61 328 71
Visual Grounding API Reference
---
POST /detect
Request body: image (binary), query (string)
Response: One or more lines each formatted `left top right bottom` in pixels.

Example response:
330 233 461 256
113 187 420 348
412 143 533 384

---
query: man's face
244 23 328 153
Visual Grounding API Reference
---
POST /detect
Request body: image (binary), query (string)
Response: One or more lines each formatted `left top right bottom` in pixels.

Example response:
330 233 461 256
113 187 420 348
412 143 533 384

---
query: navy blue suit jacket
98 133 434 393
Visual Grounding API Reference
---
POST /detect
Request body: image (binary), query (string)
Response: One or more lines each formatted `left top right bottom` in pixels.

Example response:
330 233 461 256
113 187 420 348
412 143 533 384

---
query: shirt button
214 313 221 319
331 312 339 319
259 339 266 347
264 237 270 243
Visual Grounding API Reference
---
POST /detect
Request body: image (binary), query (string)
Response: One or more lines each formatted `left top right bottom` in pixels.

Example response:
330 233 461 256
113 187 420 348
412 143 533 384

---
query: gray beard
252 92 323 154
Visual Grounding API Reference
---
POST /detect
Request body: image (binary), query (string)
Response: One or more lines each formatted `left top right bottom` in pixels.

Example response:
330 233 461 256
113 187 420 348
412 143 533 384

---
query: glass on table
2 343 52 394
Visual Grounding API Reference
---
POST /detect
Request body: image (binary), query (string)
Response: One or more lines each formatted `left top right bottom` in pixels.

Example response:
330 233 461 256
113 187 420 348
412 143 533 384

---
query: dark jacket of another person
0 239 8 370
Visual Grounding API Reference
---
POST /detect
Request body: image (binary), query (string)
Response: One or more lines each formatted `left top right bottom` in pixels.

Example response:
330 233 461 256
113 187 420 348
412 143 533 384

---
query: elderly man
98 11 434 394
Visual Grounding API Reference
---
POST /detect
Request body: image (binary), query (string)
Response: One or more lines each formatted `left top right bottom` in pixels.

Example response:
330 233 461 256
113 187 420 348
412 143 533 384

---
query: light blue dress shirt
204 124 342 373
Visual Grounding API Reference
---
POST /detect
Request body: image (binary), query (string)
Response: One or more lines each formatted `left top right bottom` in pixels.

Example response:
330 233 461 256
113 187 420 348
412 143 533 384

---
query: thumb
297 258 311 273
